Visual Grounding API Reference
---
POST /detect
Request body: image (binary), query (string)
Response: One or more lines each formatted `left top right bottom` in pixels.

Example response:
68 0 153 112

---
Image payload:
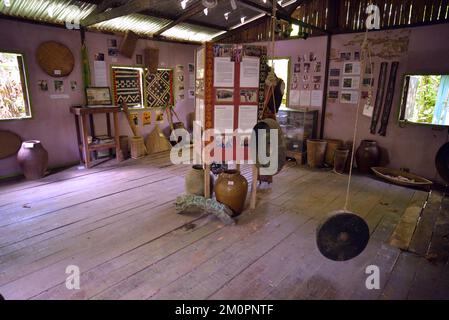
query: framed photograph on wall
85 87 112 105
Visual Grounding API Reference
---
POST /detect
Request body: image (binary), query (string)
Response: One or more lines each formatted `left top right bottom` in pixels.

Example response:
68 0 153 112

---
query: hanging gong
252 118 286 176
316 210 370 261
36 41 75 77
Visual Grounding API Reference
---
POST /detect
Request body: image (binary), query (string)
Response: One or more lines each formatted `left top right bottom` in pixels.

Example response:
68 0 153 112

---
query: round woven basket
36 41 75 77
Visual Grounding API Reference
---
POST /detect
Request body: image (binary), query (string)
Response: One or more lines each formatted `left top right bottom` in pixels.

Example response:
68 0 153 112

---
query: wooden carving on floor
175 195 236 225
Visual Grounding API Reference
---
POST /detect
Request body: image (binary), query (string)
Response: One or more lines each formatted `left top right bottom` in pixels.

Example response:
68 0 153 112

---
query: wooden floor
0 152 448 300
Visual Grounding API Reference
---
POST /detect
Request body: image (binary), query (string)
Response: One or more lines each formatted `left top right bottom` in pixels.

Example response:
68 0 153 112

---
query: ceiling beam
81 0 227 32
236 0 328 34
142 9 228 31
153 0 206 37
81 0 158 26
212 15 270 42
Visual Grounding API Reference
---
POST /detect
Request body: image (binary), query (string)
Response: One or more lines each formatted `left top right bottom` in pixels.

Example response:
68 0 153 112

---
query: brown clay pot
333 148 349 174
185 165 214 196
307 139 328 168
17 140 48 180
324 139 343 167
214 170 248 217
355 140 380 174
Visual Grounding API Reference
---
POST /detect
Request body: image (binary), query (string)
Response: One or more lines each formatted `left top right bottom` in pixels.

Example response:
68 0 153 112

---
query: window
399 74 449 126
268 58 290 109
0 51 31 120
111 66 144 108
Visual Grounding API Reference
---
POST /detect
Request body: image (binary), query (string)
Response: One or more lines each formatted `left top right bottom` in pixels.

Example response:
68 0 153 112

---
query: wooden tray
36 41 74 77
0 130 22 159
371 167 433 188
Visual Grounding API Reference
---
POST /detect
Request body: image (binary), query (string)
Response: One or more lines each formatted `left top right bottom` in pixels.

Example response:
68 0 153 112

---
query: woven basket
130 137 145 159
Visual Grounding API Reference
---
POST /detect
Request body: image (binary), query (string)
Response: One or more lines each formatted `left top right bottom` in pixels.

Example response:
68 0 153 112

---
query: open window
0 51 31 120
268 58 290 109
399 74 449 126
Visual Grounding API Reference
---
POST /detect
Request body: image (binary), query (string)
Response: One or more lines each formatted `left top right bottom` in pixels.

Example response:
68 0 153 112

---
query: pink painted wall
324 24 449 183
0 19 197 178
262 24 449 182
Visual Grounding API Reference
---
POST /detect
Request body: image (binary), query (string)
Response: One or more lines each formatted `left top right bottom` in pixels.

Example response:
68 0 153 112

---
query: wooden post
250 164 258 210
80 114 90 168
204 164 211 199
113 111 122 162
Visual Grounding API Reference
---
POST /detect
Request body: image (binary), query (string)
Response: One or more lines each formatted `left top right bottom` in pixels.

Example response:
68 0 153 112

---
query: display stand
194 43 267 209
70 106 122 168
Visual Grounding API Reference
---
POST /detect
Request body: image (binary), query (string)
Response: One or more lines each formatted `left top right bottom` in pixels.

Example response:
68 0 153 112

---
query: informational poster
94 61 108 87
214 57 234 87
214 105 234 132
195 98 205 125
196 48 205 79
240 57 260 88
299 90 311 107
142 111 152 125
341 91 359 104
188 63 195 89
238 105 258 131
289 90 300 105
363 103 374 117
311 90 323 107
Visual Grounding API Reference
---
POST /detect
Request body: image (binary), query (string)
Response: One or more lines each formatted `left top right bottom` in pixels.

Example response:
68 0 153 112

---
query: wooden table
70 106 122 168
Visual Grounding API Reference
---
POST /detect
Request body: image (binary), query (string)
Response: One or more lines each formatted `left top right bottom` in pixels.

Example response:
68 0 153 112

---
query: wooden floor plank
0 153 446 300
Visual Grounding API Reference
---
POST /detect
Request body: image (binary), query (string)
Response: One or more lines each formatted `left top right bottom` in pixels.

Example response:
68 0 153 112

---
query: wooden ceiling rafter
81 0 158 26
153 0 208 37
81 0 228 35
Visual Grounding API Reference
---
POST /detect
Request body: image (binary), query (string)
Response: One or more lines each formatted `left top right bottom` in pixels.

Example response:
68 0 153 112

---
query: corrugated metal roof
0 0 223 42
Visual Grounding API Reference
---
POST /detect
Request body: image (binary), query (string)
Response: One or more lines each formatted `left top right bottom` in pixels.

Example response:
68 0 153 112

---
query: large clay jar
214 170 248 217
333 148 349 174
185 165 214 196
307 139 328 168
355 140 380 174
17 140 48 180
324 139 343 167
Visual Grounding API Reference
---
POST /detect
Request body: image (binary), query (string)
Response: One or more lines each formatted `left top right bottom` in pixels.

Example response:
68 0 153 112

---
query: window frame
0 50 32 121
398 73 449 129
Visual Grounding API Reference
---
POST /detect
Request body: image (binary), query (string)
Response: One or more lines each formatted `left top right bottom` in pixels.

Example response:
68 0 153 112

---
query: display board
194 42 267 164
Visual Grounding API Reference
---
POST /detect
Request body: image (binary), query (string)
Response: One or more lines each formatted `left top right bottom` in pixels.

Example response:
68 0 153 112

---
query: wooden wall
219 0 449 43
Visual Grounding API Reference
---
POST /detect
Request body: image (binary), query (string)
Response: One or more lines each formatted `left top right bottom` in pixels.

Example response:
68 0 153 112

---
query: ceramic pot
333 148 350 174
185 165 214 196
17 140 48 180
214 170 248 217
307 139 328 168
355 140 380 174
324 139 343 167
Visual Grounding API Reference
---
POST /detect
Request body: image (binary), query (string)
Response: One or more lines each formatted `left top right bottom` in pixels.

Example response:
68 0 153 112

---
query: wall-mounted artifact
119 30 139 58
36 41 74 77
144 47 159 74
86 87 112 105
0 130 22 159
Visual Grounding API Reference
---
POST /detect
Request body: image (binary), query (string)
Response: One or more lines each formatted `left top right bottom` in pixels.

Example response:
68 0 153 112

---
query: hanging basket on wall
36 41 75 77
